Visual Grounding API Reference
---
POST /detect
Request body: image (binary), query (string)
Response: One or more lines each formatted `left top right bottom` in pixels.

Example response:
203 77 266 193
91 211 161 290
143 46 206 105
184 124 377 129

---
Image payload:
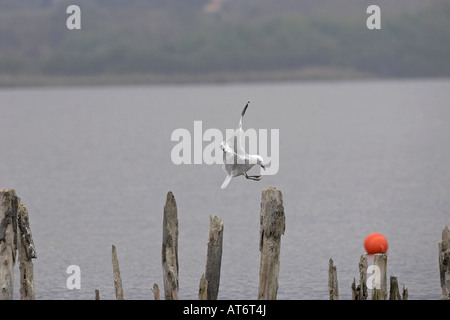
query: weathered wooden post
358 254 368 300
438 225 450 300
328 258 339 300
204 215 224 300
198 273 208 300
95 289 100 300
371 253 387 300
351 279 358 300
17 201 37 300
152 283 160 300
258 187 285 300
389 276 402 300
162 191 179 300
402 285 408 300
0 189 18 300
351 254 368 300
112 244 124 300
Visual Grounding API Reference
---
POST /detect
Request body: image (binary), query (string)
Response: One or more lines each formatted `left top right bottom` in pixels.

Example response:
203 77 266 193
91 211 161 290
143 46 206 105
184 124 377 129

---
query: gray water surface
0 79 449 299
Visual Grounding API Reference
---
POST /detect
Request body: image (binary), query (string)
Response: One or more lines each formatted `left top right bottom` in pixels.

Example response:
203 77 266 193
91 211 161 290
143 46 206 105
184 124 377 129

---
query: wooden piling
162 191 179 300
351 254 368 300
358 254 368 300
351 279 359 300
8 187 449 300
112 244 124 300
328 258 339 300
0 189 18 300
17 201 36 300
402 285 408 300
198 273 208 300
438 225 450 300
258 187 285 300
152 283 160 300
204 215 224 300
371 253 387 300
389 276 402 300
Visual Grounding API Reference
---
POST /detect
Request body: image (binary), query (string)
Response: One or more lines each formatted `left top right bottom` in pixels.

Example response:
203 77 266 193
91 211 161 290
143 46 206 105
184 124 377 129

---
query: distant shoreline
1 67 447 89
0 66 380 88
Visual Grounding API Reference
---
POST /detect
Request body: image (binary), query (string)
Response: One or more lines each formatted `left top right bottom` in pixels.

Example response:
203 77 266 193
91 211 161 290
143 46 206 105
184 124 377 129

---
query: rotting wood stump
439 225 450 300
162 191 179 300
0 189 19 300
258 187 285 300
204 215 224 300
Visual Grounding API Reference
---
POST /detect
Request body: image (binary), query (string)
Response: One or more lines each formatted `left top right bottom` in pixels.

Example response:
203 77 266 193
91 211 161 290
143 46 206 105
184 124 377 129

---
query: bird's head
255 155 265 170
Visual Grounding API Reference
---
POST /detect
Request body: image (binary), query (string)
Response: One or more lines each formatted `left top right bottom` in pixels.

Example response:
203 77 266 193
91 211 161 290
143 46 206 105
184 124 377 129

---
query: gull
220 101 265 189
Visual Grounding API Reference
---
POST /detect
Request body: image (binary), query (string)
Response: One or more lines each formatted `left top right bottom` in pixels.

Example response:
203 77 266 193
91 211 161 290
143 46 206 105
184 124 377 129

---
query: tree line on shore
0 0 448 81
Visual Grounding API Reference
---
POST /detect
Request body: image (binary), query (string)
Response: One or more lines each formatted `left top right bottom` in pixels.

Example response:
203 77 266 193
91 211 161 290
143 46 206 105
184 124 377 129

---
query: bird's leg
245 173 261 181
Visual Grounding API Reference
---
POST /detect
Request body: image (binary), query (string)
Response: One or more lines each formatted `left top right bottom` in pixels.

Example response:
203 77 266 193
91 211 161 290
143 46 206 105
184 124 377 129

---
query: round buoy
364 233 388 254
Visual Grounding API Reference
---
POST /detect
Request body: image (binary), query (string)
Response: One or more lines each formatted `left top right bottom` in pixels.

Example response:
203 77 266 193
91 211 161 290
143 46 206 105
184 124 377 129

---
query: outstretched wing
220 102 251 177
225 101 249 159
238 101 249 130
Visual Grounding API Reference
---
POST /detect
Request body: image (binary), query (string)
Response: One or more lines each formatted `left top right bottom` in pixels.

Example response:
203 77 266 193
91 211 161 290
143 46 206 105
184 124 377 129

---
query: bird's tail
221 175 232 189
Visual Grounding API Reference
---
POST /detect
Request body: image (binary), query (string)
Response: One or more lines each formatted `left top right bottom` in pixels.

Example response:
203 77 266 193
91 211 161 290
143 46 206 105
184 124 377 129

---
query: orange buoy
364 233 388 254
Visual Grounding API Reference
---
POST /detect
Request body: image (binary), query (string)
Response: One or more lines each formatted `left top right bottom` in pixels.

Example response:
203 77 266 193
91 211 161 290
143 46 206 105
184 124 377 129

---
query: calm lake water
0 79 449 300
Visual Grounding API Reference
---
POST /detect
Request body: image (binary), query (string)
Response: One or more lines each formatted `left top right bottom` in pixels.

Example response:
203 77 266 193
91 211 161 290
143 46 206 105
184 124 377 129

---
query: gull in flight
220 101 265 189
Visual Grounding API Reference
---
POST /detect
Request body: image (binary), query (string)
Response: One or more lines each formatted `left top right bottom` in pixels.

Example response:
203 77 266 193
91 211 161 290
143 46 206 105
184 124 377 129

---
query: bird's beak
261 165 265 170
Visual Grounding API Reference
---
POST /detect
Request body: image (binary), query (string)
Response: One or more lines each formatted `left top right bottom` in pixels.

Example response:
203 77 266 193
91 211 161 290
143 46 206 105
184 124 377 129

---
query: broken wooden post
112 244 124 300
328 258 339 300
0 189 18 300
152 283 160 300
204 215 224 300
371 253 387 300
162 191 179 300
17 201 36 300
258 187 285 300
351 254 368 300
438 225 450 300
351 279 359 300
389 276 402 300
358 254 368 300
402 285 408 300
198 273 208 300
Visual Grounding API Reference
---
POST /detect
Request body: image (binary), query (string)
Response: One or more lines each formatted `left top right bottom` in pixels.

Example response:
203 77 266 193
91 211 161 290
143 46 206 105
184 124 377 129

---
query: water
0 79 449 300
